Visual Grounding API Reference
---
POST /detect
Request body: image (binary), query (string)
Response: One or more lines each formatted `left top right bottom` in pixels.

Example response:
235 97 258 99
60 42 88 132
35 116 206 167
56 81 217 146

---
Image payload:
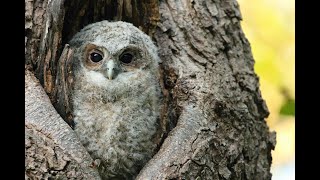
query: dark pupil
90 52 103 62
120 53 133 64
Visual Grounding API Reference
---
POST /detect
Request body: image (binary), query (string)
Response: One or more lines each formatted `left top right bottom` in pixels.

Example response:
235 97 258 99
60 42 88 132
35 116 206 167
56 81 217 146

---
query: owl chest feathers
72 67 160 140
71 68 161 178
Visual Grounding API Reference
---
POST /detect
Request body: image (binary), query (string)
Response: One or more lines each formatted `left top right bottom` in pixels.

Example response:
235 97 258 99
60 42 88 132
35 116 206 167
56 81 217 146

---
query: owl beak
106 60 116 80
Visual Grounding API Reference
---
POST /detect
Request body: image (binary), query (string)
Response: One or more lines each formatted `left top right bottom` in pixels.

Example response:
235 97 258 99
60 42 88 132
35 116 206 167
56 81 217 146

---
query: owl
55 21 163 179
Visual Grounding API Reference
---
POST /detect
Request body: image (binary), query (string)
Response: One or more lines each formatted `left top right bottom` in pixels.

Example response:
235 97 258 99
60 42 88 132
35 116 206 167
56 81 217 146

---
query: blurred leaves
237 0 295 126
280 99 295 116
237 0 295 171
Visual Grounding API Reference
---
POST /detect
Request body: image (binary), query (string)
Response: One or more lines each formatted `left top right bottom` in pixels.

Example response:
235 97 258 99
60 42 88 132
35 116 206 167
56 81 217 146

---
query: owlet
57 20 162 179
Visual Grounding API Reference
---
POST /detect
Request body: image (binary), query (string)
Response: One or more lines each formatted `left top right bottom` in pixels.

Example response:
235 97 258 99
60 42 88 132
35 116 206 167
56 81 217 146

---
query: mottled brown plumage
59 21 162 179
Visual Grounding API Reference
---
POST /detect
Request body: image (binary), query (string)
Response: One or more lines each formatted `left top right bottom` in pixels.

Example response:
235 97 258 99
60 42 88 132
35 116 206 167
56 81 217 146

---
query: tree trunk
25 68 101 179
25 0 276 179
138 1 276 179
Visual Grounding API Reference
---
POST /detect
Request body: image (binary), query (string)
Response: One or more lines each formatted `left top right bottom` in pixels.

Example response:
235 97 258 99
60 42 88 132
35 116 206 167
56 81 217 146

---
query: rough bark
138 1 276 179
25 69 101 179
25 0 276 179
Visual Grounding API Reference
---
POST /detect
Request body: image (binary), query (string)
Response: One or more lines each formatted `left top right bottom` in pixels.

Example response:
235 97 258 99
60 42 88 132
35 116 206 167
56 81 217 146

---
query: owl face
69 21 159 79
68 21 161 103
81 42 150 81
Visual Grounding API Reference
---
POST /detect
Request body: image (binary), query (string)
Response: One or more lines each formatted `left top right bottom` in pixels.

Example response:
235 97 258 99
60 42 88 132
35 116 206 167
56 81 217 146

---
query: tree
25 0 276 179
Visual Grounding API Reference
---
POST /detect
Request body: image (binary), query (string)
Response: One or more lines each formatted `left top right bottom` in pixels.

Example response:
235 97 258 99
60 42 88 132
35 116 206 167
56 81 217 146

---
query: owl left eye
90 52 103 62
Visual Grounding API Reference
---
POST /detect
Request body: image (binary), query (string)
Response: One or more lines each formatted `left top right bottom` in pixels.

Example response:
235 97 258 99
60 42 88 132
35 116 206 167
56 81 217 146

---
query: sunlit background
237 0 295 179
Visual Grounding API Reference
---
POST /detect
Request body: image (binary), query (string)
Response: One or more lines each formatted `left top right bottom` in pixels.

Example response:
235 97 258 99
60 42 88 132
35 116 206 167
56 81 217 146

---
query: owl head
54 21 162 127
69 21 161 81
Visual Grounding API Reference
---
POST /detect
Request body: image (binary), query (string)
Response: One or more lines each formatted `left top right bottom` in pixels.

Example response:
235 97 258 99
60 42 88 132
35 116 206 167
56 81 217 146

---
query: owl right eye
89 52 104 62
119 53 134 64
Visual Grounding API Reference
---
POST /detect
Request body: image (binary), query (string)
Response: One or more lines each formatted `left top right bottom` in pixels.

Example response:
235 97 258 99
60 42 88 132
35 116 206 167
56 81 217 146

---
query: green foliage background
238 0 295 176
